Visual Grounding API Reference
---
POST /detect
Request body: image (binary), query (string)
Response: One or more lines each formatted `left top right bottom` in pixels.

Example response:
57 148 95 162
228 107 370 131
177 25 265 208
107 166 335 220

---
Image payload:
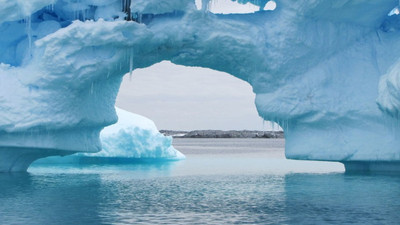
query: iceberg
96 108 184 160
34 108 184 164
1 0 400 172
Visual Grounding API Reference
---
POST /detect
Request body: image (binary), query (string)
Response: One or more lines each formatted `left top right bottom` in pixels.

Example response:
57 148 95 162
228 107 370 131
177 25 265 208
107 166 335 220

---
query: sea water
1 139 399 224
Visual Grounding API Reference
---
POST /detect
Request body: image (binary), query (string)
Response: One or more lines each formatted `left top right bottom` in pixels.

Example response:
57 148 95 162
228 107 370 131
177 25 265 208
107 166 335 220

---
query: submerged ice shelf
1 0 400 172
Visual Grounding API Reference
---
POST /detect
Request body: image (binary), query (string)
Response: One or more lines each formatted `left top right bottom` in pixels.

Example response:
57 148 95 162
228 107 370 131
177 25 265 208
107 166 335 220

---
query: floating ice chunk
34 108 185 164
94 108 185 160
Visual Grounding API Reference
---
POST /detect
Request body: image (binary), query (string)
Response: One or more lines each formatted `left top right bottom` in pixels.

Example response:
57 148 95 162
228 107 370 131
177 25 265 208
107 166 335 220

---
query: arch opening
116 61 283 133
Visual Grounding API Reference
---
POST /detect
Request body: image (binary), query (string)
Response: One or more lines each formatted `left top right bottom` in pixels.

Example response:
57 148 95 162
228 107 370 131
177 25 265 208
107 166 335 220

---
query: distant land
160 130 284 139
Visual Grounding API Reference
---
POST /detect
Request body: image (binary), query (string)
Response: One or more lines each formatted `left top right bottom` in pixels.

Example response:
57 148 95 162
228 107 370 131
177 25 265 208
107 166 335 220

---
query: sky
116 61 273 131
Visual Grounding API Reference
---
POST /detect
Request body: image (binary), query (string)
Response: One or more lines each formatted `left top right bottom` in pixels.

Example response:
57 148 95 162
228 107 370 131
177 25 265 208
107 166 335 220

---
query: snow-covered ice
1 0 400 172
98 108 184 159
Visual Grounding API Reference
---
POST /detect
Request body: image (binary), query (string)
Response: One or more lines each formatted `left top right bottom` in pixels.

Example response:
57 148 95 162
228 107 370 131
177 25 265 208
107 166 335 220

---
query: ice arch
1 0 400 172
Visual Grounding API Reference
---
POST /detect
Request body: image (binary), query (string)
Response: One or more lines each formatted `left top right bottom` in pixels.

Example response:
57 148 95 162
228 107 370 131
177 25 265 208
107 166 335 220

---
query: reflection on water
1 139 399 224
1 172 400 224
283 174 400 224
0 173 104 224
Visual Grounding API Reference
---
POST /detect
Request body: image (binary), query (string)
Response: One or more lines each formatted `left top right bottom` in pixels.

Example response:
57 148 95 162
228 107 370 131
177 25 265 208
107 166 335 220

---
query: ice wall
1 0 400 172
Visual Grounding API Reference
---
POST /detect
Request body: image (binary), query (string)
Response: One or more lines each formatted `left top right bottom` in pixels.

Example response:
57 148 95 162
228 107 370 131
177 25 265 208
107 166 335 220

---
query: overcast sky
116 61 274 131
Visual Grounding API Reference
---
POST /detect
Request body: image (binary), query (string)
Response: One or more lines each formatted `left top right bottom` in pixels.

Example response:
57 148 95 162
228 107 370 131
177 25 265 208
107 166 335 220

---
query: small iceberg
35 108 185 165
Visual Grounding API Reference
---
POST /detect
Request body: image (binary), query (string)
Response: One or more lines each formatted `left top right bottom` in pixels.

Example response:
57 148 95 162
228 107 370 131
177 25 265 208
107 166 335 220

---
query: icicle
122 0 132 21
82 9 86 21
26 16 32 58
90 82 94 95
201 0 210 12
276 120 280 132
284 120 288 133
138 13 142 23
262 119 265 131
129 48 133 80
261 118 266 136
285 120 289 135
107 71 110 79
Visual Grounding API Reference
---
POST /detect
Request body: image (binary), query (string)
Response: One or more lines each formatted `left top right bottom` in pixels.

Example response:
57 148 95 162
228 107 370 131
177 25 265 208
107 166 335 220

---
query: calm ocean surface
1 138 400 224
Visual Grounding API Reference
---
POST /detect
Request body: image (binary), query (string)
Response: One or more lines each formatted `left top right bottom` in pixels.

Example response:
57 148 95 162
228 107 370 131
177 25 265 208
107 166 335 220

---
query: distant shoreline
160 130 284 139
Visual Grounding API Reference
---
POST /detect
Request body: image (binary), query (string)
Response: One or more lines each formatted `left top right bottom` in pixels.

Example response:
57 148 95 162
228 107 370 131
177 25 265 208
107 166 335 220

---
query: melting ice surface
34 108 184 164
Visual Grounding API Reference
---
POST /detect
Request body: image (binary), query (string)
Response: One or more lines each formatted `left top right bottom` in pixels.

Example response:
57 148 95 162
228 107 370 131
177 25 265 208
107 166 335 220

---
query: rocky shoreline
160 130 284 139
